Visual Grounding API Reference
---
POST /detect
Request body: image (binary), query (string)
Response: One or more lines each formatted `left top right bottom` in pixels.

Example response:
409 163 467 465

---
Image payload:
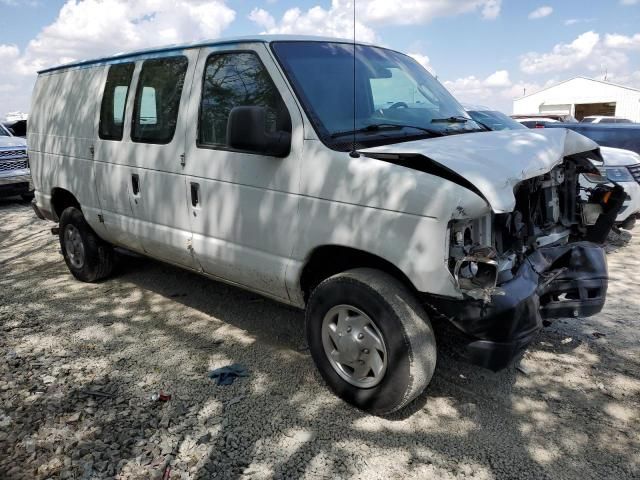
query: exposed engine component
448 155 625 303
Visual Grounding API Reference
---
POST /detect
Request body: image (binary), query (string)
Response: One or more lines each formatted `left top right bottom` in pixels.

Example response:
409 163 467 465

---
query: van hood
0 136 27 148
359 128 600 213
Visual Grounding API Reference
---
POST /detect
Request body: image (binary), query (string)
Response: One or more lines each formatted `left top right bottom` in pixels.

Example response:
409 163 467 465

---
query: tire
305 268 437 415
21 191 34 202
59 207 114 282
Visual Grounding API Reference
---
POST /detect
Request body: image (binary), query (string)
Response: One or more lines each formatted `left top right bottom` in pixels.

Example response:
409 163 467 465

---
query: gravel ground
1 198 639 480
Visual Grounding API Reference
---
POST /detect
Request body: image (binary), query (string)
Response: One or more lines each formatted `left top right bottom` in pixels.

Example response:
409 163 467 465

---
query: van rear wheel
305 268 437 415
59 207 114 282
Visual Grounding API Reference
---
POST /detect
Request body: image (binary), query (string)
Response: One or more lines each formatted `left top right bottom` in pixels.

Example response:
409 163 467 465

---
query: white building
513 77 640 122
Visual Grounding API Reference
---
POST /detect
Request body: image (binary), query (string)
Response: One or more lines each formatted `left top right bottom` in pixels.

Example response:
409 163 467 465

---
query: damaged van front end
362 128 624 370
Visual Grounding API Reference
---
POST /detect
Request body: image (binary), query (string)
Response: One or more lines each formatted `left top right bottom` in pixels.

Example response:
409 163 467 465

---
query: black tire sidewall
306 276 415 415
59 207 104 282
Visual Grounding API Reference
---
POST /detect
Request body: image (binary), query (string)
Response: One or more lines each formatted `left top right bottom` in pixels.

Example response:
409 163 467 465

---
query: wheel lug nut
357 333 364 340
346 327 352 333
362 348 369 354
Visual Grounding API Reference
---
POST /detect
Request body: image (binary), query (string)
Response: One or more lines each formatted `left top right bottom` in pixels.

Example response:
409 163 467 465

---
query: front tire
59 207 114 282
306 268 437 415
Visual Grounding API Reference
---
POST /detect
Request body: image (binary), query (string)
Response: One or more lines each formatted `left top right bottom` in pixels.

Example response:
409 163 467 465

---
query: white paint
28 38 604 308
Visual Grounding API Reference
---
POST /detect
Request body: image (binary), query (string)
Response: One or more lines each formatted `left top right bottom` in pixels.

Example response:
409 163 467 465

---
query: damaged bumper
427 241 607 371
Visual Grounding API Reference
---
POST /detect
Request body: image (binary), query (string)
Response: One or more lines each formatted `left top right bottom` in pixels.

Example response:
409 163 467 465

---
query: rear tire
305 268 437 415
59 207 114 282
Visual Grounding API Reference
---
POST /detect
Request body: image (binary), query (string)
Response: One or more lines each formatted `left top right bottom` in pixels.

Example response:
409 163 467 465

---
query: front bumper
615 180 640 224
0 172 32 197
426 242 608 371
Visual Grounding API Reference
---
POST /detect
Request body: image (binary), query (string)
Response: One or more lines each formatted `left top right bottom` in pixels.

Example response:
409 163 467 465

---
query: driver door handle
190 182 200 207
131 174 140 196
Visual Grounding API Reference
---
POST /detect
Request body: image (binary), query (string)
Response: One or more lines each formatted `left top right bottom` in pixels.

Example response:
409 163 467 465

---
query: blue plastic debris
208 364 249 386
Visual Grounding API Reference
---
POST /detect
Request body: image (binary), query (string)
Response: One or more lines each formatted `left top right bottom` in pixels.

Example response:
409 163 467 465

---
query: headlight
599 166 635 183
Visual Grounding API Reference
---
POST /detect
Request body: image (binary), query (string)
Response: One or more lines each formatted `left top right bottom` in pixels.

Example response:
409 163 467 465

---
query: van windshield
271 41 482 150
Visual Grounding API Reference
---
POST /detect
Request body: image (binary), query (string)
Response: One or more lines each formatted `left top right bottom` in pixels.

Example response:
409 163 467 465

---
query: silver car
0 122 32 200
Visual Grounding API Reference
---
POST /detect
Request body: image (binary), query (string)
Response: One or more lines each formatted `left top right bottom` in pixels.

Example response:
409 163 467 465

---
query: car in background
464 105 527 131
581 116 633 124
513 116 560 129
0 122 32 200
2 119 27 137
544 123 640 156
512 113 578 123
471 108 640 230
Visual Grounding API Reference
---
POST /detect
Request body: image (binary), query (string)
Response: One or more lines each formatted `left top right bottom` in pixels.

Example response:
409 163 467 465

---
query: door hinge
180 153 186 167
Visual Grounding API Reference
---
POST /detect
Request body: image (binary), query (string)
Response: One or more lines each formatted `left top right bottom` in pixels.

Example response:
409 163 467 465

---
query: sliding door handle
190 182 200 207
131 174 140 195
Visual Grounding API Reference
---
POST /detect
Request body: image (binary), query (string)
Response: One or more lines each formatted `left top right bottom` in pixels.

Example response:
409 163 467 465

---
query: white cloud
620 0 639 5
604 33 640 49
249 0 502 41
407 53 435 75
484 69 511 87
520 31 602 74
363 0 502 24
248 2 376 42
444 70 512 102
528 6 553 20
0 0 237 114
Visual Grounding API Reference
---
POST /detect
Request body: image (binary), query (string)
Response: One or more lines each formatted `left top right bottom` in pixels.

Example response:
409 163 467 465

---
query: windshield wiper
330 123 445 139
430 115 471 124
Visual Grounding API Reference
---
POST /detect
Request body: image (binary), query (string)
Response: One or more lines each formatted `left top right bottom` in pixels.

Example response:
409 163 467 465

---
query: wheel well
51 188 80 220
300 245 416 302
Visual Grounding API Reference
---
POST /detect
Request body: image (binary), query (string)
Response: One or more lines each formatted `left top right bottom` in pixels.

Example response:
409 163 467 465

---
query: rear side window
132 56 188 144
99 63 134 140
198 52 291 148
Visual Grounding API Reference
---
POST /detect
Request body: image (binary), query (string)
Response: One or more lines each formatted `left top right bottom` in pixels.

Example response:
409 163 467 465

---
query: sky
1 0 640 117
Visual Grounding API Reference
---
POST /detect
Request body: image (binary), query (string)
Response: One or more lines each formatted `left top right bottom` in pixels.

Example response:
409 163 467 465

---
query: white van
29 36 623 414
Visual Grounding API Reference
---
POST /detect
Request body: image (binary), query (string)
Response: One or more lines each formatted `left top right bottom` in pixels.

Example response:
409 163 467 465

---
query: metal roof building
513 76 640 122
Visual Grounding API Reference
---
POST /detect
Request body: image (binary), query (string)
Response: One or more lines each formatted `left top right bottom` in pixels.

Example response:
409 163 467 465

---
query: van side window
198 52 291 148
132 56 188 144
99 63 135 140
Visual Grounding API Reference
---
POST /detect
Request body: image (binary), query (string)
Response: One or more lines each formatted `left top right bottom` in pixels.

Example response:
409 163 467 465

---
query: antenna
349 0 360 158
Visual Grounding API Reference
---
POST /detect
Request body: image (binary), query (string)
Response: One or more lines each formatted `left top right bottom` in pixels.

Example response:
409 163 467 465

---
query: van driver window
198 52 291 148
132 56 188 144
99 63 134 140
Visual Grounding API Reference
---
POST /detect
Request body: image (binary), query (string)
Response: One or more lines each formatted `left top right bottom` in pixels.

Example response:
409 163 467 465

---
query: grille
0 159 28 172
0 149 27 159
628 164 640 185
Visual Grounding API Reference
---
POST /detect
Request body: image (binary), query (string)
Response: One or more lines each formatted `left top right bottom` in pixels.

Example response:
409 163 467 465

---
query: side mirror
226 106 291 157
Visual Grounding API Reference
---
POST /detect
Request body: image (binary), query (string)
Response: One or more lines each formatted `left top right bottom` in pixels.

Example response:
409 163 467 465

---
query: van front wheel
59 207 114 282
305 268 437 415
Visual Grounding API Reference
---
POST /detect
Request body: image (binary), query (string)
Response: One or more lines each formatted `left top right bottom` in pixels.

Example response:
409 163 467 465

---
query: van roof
38 35 369 74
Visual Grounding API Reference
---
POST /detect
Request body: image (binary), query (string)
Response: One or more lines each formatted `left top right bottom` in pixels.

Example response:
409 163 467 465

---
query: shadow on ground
1 200 638 479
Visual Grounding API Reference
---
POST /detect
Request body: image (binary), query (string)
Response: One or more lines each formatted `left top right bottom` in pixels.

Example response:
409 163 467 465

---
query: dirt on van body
1 198 639 480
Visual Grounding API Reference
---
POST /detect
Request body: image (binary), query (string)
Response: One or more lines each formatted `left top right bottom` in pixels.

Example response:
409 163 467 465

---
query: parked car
2 119 27 137
543 123 640 155
464 105 527 131
29 36 623 414
475 109 640 229
0 122 32 200
514 117 560 129
581 116 633 124
512 113 578 123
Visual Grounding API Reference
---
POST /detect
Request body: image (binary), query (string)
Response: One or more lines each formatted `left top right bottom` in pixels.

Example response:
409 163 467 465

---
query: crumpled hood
359 128 600 213
0 136 27 149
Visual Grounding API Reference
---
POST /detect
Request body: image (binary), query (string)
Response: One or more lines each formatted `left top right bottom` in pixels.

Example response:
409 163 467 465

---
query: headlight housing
600 166 635 183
